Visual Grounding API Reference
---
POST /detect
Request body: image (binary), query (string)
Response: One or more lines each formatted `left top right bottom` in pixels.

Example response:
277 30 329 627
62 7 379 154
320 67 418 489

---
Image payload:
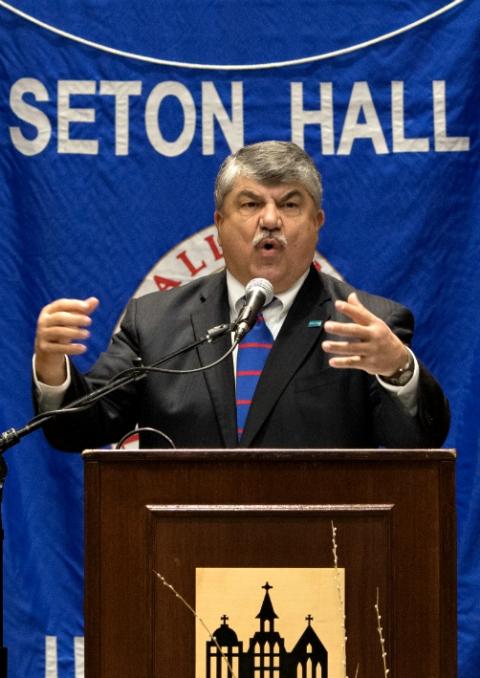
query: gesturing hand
322 292 410 377
34 297 99 385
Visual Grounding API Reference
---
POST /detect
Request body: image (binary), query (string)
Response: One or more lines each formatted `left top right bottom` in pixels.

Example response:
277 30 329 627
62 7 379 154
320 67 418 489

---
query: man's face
214 176 324 293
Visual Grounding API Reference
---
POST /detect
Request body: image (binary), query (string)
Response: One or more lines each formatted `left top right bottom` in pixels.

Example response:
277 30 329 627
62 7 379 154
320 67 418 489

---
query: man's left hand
322 292 410 377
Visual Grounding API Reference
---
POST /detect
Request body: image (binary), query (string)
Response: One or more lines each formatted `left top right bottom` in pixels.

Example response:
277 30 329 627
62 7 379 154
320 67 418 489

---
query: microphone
234 278 274 342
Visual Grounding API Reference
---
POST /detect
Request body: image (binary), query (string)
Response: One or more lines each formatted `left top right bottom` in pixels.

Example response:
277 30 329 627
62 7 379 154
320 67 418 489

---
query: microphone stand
0 320 235 675
0 455 6 678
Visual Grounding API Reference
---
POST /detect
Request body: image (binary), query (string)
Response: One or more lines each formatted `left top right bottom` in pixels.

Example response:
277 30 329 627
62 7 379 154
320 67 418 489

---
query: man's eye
281 201 301 214
239 201 259 212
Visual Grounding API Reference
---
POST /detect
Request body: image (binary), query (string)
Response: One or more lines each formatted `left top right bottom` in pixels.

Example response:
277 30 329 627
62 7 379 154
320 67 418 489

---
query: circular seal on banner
131 224 343 299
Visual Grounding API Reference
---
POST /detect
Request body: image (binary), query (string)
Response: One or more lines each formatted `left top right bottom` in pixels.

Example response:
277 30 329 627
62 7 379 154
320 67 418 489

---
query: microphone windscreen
245 278 274 305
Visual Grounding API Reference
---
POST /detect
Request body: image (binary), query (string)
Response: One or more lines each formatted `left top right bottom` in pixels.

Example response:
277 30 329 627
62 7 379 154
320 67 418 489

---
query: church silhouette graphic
205 582 328 678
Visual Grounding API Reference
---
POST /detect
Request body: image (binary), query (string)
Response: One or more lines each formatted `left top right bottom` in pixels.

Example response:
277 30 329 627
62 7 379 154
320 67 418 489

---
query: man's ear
214 210 223 243
316 209 325 232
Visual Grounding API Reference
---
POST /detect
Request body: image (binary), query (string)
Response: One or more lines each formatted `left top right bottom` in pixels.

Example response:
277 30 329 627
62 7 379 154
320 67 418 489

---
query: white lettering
9 78 51 156
74 636 84 678
100 80 142 155
45 636 58 678
145 81 195 157
392 81 429 153
433 80 470 152
290 82 334 154
8 77 470 158
338 81 389 155
201 81 244 155
44 635 85 678
58 80 98 155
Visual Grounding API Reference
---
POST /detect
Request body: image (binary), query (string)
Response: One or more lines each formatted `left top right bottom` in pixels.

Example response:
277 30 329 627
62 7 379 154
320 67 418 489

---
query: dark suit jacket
41 267 450 451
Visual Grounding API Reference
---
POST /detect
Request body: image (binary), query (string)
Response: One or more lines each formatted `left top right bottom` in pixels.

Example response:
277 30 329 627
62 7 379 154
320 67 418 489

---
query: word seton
9 79 244 157
9 78 470 157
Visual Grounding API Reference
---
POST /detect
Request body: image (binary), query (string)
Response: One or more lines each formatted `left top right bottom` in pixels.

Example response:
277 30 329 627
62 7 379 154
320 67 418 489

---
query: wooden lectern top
83 447 456 462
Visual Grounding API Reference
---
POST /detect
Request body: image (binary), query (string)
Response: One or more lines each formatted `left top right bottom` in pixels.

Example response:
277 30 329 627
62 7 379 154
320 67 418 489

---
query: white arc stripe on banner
0 0 465 70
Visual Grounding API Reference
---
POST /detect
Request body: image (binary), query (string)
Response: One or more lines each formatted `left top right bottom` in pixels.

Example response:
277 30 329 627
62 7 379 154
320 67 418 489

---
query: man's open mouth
256 238 284 251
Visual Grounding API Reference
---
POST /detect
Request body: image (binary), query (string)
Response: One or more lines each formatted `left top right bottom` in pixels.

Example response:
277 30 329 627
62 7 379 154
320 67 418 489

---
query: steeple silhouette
256 582 279 630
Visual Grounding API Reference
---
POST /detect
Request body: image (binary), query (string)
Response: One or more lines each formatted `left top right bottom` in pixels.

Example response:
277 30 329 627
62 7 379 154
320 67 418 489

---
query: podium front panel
83 449 456 678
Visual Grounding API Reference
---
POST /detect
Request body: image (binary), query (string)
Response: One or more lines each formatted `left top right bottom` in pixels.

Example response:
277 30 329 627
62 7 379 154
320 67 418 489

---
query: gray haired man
33 141 450 450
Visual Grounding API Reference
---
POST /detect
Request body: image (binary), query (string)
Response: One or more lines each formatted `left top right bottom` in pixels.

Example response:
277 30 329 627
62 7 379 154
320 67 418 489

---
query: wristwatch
381 350 415 386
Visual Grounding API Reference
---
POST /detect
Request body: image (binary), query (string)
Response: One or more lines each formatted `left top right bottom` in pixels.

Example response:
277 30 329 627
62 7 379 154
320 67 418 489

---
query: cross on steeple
306 614 314 626
262 582 273 592
221 615 229 625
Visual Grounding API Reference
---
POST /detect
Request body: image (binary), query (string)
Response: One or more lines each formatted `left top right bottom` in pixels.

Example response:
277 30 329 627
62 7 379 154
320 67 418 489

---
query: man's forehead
229 176 309 199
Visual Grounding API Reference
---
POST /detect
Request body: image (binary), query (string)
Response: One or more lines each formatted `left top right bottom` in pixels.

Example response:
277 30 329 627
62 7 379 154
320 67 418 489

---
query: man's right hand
34 297 100 385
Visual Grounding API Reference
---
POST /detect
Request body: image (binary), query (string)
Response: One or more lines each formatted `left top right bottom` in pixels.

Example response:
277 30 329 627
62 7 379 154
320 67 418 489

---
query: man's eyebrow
278 189 303 201
235 188 304 201
235 189 264 200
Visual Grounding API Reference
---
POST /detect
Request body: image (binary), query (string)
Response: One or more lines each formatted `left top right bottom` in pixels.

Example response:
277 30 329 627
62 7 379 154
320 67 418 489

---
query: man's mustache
252 232 288 247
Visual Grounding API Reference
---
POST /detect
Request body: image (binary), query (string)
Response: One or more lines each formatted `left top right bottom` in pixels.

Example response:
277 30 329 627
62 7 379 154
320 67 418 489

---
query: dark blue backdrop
0 1 478 675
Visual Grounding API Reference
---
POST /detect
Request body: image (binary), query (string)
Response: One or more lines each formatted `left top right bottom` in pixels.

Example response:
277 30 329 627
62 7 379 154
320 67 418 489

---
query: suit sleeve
367 302 450 448
39 299 143 451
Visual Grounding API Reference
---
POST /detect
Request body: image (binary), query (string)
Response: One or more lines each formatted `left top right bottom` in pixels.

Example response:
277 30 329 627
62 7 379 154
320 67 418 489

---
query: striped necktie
236 314 273 439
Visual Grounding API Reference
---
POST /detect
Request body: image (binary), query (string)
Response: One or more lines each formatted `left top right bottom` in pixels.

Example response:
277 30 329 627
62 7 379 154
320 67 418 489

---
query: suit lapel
240 267 332 446
190 272 238 448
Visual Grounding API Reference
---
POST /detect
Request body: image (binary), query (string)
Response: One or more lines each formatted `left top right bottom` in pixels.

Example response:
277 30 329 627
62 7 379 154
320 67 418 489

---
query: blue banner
0 1 478 675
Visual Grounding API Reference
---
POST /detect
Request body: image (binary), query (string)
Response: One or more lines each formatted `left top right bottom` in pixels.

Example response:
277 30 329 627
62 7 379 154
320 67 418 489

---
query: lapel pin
308 320 323 328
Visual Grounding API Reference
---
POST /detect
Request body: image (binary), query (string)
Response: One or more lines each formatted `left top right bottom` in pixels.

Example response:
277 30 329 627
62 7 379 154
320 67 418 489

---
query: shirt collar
226 268 310 317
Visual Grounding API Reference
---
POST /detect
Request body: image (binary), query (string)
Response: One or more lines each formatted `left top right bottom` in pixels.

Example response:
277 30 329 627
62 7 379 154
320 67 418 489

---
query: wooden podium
83 449 456 678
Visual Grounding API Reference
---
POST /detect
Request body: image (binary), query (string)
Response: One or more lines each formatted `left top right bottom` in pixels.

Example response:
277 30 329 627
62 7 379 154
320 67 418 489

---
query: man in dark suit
33 141 450 450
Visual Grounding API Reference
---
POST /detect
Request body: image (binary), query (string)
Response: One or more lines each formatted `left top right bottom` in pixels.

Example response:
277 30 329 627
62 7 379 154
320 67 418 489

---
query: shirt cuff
376 347 419 416
33 355 71 412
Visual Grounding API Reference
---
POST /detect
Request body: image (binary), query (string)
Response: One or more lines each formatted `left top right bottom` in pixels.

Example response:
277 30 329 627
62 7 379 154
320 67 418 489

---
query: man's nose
259 201 281 228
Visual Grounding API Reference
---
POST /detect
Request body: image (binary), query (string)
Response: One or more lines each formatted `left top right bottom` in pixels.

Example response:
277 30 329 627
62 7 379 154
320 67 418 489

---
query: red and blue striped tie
236 314 273 439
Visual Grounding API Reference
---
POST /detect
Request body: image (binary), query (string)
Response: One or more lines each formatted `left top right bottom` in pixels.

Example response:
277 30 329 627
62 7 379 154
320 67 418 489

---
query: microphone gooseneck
234 278 274 342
